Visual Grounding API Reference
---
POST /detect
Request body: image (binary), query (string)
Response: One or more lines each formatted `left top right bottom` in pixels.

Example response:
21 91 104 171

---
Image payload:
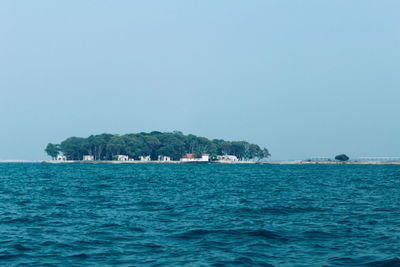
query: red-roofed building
180 153 209 162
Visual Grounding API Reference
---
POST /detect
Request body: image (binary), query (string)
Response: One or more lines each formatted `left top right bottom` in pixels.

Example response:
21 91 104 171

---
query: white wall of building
158 156 171 161
139 156 151 161
117 155 129 161
217 155 239 162
83 155 94 161
180 154 209 162
56 155 67 161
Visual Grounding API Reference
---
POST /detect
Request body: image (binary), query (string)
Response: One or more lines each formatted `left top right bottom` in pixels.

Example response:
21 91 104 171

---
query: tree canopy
44 143 60 159
45 131 270 161
335 154 349 162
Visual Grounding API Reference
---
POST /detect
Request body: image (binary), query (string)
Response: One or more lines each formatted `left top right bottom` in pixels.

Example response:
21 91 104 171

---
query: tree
229 141 247 160
143 135 161 160
45 143 60 159
106 135 126 157
60 137 87 160
157 134 186 160
335 154 349 162
86 134 113 160
262 148 271 159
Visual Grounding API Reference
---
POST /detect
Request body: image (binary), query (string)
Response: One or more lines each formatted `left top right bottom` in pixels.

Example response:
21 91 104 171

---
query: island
44 131 271 163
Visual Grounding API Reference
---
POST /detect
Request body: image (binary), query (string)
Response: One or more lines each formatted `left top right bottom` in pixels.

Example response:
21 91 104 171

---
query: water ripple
0 163 399 266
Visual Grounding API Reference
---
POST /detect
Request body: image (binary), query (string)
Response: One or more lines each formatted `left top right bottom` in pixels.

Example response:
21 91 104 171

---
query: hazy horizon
1 1 399 160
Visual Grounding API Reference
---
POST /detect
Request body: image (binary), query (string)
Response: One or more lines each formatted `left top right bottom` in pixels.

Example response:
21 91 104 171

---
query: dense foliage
45 143 60 160
45 131 270 161
335 154 349 162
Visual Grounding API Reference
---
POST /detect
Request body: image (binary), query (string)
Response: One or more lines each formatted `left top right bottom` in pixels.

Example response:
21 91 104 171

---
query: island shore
42 160 257 164
41 160 400 165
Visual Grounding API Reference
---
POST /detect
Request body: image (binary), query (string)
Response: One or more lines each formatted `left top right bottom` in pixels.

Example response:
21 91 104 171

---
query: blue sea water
0 163 399 266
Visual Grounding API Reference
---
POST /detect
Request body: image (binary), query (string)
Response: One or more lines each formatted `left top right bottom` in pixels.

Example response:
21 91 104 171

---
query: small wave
1 216 42 224
99 223 121 228
329 256 400 266
97 183 111 188
245 229 287 241
40 241 55 246
135 201 168 211
0 253 25 260
364 257 400 266
237 206 326 216
69 253 90 259
73 239 109 247
303 230 335 239
129 227 145 232
213 257 274 267
237 207 288 215
217 256 254 265
144 243 163 249
135 201 164 206
173 229 212 239
12 244 31 251
172 229 287 242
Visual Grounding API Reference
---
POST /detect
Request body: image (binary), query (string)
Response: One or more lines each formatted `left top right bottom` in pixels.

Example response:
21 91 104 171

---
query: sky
0 0 399 160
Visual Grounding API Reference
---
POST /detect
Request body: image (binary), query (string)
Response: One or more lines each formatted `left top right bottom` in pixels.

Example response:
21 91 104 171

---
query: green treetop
48 131 271 161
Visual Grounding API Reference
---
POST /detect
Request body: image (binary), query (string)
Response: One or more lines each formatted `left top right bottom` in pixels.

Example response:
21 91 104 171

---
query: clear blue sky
1 1 399 160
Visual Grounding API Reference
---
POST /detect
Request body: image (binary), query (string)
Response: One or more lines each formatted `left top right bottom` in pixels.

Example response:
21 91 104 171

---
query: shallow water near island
0 163 399 266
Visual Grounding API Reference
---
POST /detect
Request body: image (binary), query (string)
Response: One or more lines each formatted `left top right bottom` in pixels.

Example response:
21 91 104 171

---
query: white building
201 154 210 162
56 155 67 161
117 155 129 161
83 155 94 161
180 153 209 162
216 155 239 162
158 155 171 162
139 155 151 161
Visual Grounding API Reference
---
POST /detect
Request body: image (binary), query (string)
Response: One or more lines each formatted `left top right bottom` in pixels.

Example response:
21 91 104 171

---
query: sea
0 163 399 266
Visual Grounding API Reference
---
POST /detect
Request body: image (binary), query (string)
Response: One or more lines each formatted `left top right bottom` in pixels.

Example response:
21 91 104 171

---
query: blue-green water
0 164 399 266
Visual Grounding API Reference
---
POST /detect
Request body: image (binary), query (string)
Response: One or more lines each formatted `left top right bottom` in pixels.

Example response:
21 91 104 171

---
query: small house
139 155 151 161
117 155 129 161
56 155 67 161
180 153 209 162
158 155 171 162
216 155 239 162
201 154 210 162
83 155 94 161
